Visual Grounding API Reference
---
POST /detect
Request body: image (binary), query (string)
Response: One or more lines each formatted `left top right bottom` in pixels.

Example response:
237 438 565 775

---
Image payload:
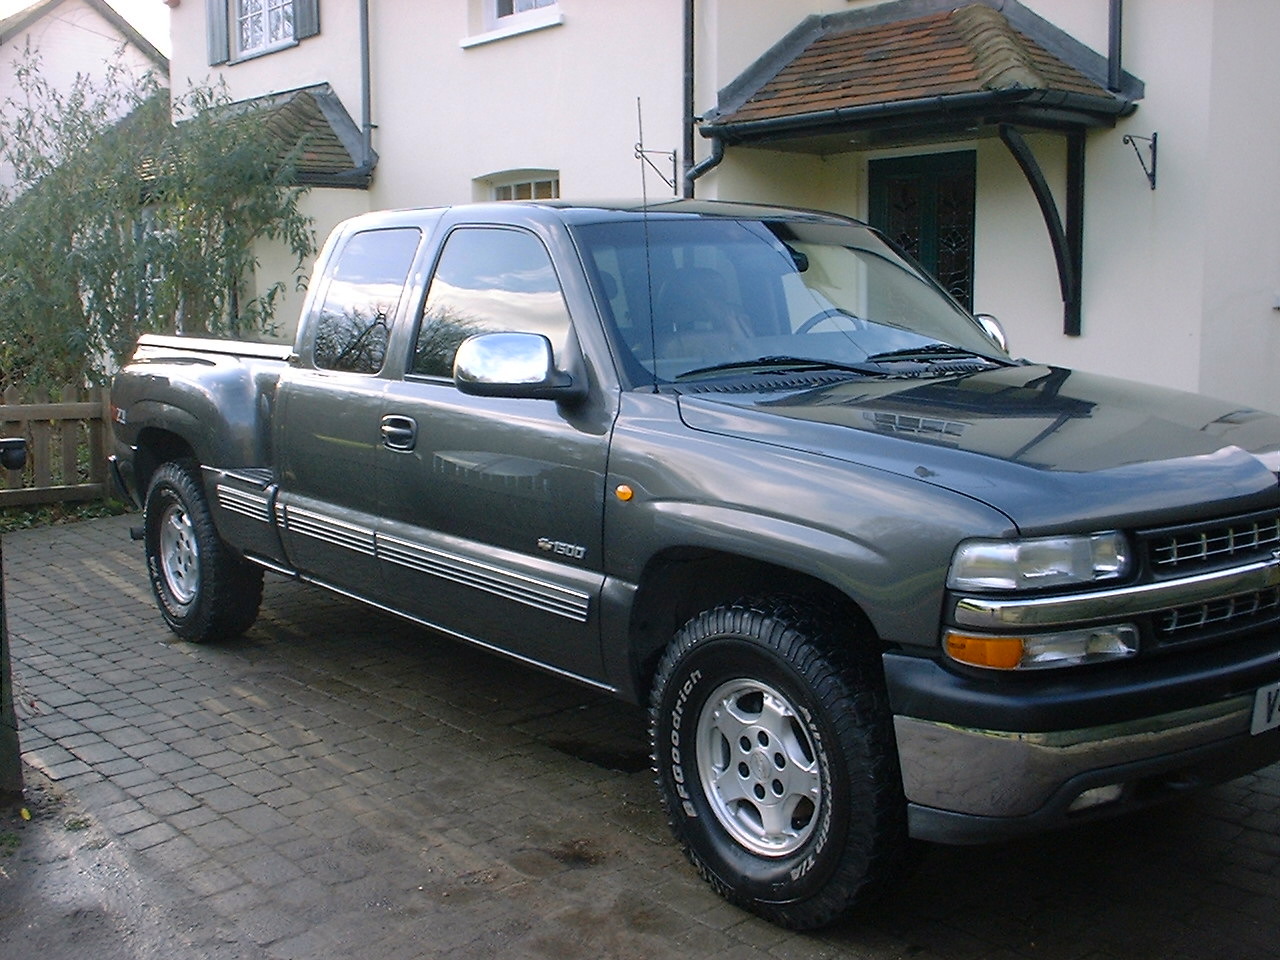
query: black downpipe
680 0 726 196
360 0 374 168
1108 0 1123 93
681 0 696 197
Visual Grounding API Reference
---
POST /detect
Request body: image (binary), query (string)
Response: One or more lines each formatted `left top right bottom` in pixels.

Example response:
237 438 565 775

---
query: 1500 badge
538 538 586 560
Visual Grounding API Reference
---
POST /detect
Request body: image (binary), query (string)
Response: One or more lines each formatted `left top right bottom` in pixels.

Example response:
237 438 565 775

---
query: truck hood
677 365 1280 533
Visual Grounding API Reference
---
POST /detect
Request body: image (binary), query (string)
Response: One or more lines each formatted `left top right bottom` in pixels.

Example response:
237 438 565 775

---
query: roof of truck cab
336 199 859 232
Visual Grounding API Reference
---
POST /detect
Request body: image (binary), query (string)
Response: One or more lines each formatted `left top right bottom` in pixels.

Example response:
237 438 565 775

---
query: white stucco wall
165 0 1280 412
0 0 162 192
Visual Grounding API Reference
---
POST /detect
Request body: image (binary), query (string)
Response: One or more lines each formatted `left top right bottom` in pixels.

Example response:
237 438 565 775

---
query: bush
0 46 316 392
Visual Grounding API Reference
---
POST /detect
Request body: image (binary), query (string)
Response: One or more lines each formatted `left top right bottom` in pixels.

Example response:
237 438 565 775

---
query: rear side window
312 228 421 373
410 227 571 378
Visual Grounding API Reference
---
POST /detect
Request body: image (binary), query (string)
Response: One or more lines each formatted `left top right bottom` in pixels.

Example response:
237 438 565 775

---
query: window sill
461 9 563 49
229 38 299 64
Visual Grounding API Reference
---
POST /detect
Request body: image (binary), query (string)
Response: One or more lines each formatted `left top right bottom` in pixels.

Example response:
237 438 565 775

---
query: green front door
868 151 976 310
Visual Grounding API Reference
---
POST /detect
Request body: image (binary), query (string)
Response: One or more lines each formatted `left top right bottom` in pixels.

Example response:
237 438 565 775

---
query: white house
165 0 1280 414
0 0 169 191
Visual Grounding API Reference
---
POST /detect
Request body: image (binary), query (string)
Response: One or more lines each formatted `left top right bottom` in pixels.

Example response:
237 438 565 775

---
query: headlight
947 532 1129 592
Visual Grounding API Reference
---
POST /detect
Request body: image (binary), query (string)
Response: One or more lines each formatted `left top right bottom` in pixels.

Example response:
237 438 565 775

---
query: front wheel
649 600 909 929
144 459 263 642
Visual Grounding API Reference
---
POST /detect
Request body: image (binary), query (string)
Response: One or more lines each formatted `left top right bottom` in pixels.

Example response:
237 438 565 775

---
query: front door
868 151 976 310
377 225 611 682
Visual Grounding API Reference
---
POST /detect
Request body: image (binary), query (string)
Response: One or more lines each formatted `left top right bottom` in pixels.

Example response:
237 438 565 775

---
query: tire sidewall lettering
667 667 702 819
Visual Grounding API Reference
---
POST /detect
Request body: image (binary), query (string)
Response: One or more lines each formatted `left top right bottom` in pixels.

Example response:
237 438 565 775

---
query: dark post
0 437 28 805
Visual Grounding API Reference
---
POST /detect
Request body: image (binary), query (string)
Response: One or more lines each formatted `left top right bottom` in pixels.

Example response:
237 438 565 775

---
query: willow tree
0 48 316 392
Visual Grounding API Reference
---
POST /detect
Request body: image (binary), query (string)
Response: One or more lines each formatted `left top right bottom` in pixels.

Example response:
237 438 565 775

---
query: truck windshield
574 217 1006 386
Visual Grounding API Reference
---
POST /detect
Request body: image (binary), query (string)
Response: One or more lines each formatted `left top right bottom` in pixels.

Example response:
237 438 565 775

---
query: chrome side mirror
975 314 1009 354
453 332 584 400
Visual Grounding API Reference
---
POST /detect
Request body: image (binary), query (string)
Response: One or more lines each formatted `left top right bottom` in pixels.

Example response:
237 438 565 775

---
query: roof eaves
0 0 168 73
703 87 1132 145
0 0 64 45
82 0 169 73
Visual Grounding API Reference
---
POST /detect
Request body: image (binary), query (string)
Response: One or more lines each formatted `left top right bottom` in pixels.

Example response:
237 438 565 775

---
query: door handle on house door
380 415 417 451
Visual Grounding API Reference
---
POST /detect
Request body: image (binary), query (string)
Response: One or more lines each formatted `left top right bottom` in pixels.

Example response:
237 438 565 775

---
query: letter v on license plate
1251 680 1280 735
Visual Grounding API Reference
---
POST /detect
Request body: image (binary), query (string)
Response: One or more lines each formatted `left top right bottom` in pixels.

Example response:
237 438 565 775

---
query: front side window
411 228 571 378
312 228 422 374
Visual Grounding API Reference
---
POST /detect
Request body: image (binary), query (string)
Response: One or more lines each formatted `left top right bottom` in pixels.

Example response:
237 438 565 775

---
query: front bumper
884 638 1280 843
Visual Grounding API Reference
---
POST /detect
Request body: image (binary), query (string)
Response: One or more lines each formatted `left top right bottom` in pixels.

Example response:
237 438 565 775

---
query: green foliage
0 46 316 392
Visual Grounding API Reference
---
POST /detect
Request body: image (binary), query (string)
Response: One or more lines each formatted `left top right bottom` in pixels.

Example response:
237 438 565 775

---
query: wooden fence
0 386 112 508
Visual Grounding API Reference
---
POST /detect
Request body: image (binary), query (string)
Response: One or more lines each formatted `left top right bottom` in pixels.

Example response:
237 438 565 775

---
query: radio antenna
636 98 660 392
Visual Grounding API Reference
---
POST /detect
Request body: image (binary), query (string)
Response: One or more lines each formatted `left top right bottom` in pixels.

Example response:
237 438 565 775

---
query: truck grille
1145 511 1280 574
1141 508 1280 646
1159 586 1280 639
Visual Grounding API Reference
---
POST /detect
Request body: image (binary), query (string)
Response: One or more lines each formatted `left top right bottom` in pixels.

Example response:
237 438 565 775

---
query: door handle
380 415 417 451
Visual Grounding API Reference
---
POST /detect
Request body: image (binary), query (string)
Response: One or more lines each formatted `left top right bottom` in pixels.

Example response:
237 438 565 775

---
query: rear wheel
144 460 263 642
649 599 909 929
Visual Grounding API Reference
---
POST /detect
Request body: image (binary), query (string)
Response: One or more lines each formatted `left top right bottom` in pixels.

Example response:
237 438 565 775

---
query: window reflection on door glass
312 228 421 374
411 228 571 378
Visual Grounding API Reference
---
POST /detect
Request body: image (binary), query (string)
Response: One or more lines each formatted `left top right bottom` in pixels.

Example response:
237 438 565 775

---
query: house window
207 0 320 65
495 0 556 18
463 0 562 48
236 0 295 57
494 176 560 201
868 152 976 309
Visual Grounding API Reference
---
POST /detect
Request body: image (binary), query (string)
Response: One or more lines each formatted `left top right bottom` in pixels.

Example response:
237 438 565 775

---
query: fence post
1 437 28 805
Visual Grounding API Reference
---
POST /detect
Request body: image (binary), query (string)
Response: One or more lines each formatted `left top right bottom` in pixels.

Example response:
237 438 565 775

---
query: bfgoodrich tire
649 600 909 929
143 459 263 642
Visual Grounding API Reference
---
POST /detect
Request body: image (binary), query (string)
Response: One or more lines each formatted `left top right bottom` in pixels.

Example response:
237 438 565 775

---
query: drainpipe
681 0 726 196
1107 0 1123 93
681 0 696 197
360 0 374 167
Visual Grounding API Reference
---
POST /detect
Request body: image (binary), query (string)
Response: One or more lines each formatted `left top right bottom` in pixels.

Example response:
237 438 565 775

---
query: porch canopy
240 84 376 189
699 0 1144 335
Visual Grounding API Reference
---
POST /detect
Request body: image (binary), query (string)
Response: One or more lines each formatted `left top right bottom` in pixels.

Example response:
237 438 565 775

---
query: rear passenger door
275 226 422 596
377 224 612 681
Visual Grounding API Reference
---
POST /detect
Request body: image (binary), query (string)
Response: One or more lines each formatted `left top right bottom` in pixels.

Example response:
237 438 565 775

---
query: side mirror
453 332 585 401
1 437 27 471
974 314 1009 354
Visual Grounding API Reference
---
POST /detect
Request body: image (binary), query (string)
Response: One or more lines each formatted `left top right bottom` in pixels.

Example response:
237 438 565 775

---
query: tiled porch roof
705 0 1140 145
238 84 375 188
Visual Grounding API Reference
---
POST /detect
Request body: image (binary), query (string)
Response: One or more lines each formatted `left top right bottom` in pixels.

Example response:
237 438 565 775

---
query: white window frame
233 0 297 60
462 0 562 49
477 170 561 203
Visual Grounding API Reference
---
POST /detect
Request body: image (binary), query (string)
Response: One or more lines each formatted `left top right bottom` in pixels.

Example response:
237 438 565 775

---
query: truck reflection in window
411 227 571 378
312 228 421 374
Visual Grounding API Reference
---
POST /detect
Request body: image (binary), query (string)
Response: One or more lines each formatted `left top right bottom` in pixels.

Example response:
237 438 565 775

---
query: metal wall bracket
1122 132 1157 190
636 145 678 195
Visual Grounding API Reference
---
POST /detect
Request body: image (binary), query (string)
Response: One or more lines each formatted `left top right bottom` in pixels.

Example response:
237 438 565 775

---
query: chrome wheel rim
158 502 199 605
696 678 822 857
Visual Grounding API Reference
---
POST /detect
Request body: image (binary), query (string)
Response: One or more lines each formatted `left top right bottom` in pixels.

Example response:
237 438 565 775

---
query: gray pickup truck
110 199 1280 928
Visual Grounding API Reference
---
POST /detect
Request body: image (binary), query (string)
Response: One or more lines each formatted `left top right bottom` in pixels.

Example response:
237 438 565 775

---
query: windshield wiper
675 355 889 381
865 343 999 364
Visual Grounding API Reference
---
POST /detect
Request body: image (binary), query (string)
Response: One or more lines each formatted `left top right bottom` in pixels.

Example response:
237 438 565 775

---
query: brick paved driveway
4 514 1279 959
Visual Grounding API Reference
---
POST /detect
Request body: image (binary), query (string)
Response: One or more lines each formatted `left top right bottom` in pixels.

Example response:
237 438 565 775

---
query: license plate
1252 681 1280 735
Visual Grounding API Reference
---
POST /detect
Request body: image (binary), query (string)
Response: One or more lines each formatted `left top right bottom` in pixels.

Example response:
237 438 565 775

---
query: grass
0 499 132 534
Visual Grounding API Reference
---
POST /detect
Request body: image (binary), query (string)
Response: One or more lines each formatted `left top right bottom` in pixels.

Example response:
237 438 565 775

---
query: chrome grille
1146 512 1280 573
1159 586 1280 639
